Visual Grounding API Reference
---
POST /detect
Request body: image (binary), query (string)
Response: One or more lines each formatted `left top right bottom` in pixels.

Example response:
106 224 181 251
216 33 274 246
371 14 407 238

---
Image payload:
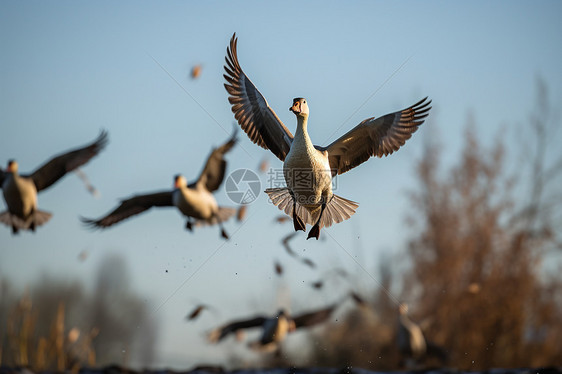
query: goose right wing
29 130 109 192
207 315 267 343
0 168 6 188
292 304 337 329
189 128 237 192
81 191 173 228
224 33 293 162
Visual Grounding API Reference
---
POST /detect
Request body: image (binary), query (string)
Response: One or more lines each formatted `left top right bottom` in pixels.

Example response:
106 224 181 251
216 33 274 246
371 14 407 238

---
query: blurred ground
1 365 562 374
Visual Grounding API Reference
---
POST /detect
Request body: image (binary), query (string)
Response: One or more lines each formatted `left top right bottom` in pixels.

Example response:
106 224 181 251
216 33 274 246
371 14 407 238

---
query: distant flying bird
186 304 214 321
207 304 338 352
236 205 247 222
397 303 448 368
191 64 202 79
273 215 291 224
0 131 108 234
224 33 430 239
258 157 269 173
274 260 283 275
81 130 237 239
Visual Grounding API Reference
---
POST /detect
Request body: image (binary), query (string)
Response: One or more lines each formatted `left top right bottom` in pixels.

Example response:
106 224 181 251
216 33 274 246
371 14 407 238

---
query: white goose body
173 178 218 220
283 102 333 210
2 172 38 222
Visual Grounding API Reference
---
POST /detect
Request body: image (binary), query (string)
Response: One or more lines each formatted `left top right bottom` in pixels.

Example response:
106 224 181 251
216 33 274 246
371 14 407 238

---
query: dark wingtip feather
79 216 102 231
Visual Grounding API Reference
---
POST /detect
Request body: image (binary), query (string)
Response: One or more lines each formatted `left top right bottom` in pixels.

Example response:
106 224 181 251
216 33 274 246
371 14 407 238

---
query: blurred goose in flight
0 131 108 234
81 130 237 239
397 303 448 368
207 304 338 352
224 33 431 239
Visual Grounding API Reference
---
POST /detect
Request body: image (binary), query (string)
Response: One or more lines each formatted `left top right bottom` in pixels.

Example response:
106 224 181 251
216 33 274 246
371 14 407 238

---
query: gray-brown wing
208 316 267 343
292 304 337 329
29 130 109 192
189 129 237 192
224 33 293 161
0 168 6 188
321 98 431 176
81 190 173 228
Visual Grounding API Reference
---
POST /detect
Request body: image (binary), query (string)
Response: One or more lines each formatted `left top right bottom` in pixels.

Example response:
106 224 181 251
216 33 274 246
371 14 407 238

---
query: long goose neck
294 115 313 148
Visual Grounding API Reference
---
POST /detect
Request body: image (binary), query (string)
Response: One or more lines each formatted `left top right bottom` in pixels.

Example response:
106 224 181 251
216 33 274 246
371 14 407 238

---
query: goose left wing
189 129 237 192
29 130 109 192
320 98 431 176
224 33 293 162
291 304 337 329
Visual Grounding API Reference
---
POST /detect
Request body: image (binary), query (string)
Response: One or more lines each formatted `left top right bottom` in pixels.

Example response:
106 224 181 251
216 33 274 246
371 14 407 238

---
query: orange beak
174 176 182 188
290 101 301 113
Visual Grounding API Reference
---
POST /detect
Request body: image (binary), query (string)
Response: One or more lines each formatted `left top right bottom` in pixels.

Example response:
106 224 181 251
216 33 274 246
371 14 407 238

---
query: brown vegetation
0 255 157 371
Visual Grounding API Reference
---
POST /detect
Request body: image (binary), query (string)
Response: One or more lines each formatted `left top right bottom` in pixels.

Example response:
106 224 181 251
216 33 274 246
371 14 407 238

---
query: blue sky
1 1 561 368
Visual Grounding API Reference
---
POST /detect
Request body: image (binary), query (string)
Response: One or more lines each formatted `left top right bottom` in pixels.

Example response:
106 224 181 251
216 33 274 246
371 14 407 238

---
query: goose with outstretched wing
207 305 338 353
224 33 431 239
1 131 108 234
81 130 237 239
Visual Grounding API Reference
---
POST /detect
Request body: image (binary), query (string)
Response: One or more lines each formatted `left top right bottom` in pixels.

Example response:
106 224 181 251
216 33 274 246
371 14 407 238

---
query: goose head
174 174 187 188
289 98 309 118
6 159 18 173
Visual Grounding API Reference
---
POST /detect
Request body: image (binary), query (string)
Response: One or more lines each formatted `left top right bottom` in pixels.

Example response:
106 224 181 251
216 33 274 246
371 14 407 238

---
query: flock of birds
1 33 437 366
1 34 430 239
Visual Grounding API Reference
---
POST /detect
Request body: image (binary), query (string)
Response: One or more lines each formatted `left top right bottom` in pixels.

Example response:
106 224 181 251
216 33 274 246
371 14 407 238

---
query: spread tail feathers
0 210 52 234
265 188 358 228
194 207 236 227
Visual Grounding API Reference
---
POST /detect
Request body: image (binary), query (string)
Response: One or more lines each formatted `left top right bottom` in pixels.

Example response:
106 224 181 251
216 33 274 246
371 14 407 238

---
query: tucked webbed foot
293 214 306 232
220 228 229 240
186 221 193 231
307 224 320 240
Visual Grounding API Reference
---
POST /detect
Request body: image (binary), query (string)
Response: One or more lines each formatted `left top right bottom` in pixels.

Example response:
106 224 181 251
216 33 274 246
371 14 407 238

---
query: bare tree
402 78 562 369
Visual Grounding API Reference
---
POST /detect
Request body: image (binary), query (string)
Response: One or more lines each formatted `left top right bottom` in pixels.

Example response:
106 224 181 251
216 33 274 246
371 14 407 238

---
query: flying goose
207 304 337 352
0 131 108 234
397 303 448 368
224 33 431 239
81 130 237 239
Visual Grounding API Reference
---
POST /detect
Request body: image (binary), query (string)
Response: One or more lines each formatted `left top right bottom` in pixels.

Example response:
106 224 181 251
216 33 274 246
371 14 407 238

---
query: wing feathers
189 129 237 192
29 130 109 192
81 191 173 229
224 33 293 161
325 98 431 175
